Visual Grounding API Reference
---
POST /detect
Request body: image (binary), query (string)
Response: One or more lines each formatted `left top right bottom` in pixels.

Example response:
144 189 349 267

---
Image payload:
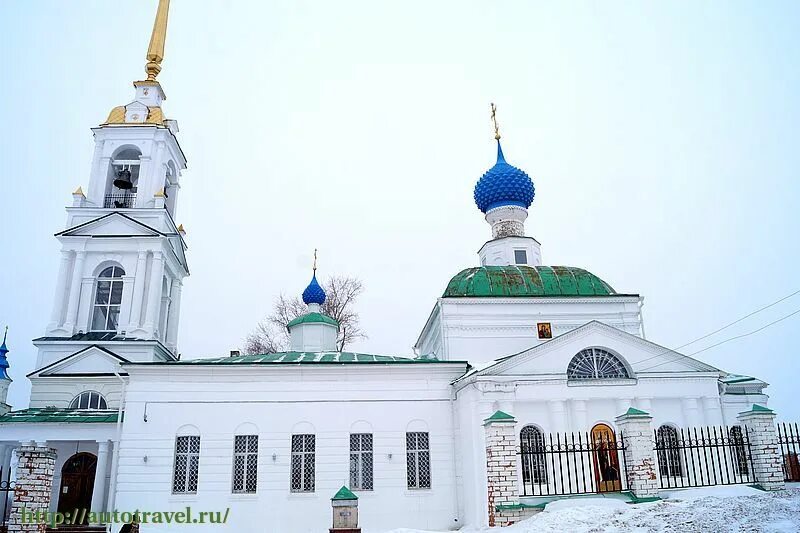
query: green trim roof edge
286 312 340 329
443 266 626 298
0 408 120 424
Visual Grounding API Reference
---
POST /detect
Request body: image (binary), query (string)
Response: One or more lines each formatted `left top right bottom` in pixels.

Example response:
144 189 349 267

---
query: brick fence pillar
737 404 785 491
615 407 659 499
483 410 520 527
7 444 57 533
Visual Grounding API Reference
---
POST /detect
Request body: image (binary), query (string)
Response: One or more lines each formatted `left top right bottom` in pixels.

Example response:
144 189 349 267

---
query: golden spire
145 0 171 81
313 248 318 274
490 103 501 141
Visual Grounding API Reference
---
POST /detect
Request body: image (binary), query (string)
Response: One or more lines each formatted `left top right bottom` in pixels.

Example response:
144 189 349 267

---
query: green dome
443 266 616 298
286 312 340 329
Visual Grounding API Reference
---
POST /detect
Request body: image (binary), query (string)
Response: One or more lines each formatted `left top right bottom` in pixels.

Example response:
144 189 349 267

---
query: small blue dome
473 141 535 214
302 274 326 305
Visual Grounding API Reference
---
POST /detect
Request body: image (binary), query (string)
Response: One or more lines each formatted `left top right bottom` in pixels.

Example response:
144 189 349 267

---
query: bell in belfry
113 168 134 190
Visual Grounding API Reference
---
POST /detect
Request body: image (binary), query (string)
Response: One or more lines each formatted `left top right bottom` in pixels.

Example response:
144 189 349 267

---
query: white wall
114 364 466 533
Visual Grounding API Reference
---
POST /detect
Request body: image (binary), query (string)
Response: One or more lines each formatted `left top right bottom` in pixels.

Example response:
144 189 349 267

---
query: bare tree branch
242 274 367 354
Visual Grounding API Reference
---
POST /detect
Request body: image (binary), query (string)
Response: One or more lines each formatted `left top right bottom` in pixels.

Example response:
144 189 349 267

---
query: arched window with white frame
520 425 548 487
91 266 125 332
567 348 630 381
69 391 108 410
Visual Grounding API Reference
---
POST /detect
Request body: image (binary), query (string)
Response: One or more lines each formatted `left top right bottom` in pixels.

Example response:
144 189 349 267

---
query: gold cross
490 103 501 140
313 249 318 273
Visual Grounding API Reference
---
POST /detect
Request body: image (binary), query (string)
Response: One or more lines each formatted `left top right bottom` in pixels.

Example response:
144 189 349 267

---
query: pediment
57 213 164 238
473 321 720 379
30 345 129 377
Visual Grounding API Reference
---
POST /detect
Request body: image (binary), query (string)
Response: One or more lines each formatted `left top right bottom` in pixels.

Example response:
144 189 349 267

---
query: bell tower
38 0 188 370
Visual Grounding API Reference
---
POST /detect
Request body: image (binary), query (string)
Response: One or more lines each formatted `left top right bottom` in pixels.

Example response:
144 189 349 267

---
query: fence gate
777 422 800 481
653 425 754 489
519 427 627 496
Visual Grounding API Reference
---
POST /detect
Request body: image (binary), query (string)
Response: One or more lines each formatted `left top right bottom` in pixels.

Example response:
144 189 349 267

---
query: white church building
0 2 786 533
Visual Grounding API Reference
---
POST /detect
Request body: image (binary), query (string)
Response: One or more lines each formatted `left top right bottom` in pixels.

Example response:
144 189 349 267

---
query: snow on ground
382 486 800 533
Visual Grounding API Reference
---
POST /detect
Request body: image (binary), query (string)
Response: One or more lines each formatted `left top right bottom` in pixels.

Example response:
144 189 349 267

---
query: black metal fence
777 422 800 482
104 193 136 208
519 428 626 496
653 425 755 489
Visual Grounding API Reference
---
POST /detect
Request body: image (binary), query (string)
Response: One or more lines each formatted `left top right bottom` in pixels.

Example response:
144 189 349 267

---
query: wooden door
57 453 97 523
592 424 622 492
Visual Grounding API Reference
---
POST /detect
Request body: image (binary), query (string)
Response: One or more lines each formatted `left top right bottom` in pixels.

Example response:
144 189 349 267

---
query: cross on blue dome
302 274 326 306
473 139 535 214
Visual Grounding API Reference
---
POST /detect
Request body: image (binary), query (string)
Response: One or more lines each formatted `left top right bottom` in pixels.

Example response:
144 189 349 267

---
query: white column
615 398 632 417
76 277 95 333
128 251 149 332
63 251 86 332
549 399 567 432
47 251 73 331
143 252 165 335
636 397 653 413
702 396 724 426
118 275 135 334
90 441 110 513
682 397 702 428
165 280 183 351
571 399 588 431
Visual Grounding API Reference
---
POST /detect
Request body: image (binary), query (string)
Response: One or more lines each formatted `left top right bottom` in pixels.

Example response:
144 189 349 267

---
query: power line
637 307 800 373
631 288 800 369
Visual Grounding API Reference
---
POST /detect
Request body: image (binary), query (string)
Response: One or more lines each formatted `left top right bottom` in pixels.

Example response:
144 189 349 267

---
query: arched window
70 391 108 410
567 348 630 381
730 426 750 476
520 425 548 486
91 266 125 332
656 425 682 477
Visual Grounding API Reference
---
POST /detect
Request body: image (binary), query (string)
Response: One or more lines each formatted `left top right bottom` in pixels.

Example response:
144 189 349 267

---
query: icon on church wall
537 322 552 339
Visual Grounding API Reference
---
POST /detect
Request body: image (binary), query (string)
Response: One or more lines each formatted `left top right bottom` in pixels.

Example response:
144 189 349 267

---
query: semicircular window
567 348 630 381
69 390 108 410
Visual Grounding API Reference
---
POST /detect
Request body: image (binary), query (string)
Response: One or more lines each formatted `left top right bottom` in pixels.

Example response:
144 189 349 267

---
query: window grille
69 391 108 410
656 425 682 477
730 426 749 476
91 266 125 332
349 433 373 490
232 435 258 494
406 432 431 489
173 435 200 493
290 434 315 492
520 426 548 484
567 348 630 380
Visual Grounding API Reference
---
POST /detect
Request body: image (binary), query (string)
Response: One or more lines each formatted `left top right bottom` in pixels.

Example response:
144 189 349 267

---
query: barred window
730 426 749 476
173 435 200 494
567 348 630 380
406 432 431 489
520 425 548 485
290 434 315 492
656 425 682 477
350 433 373 490
232 435 258 494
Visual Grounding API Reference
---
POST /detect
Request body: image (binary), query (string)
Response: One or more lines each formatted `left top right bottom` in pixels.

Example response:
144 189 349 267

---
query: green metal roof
166 351 462 365
443 266 619 298
286 312 339 329
332 486 358 500
0 408 120 424
484 410 516 423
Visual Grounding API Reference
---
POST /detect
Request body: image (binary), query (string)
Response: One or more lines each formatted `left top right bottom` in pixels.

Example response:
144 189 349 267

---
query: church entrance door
591 424 622 492
57 452 97 523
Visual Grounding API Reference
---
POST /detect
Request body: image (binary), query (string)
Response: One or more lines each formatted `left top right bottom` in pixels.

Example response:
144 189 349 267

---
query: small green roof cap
484 410 516 423
443 266 619 298
332 486 358 500
623 407 650 416
740 404 774 415
286 312 339 329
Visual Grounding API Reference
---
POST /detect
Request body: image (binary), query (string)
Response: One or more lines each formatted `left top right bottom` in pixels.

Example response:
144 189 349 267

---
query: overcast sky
1 1 798 417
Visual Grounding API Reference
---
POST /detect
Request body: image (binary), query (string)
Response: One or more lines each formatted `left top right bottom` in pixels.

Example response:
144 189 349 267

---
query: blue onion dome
302 274 326 305
473 140 535 214
0 329 9 380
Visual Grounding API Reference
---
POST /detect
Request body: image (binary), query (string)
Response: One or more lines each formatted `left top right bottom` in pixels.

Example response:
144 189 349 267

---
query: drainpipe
106 370 128 530
449 388 461 528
